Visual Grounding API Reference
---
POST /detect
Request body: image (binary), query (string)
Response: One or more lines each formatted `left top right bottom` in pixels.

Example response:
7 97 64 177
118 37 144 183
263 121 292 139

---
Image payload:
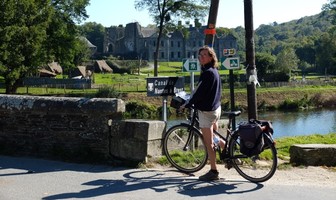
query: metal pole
162 96 167 122
229 69 236 129
244 0 258 120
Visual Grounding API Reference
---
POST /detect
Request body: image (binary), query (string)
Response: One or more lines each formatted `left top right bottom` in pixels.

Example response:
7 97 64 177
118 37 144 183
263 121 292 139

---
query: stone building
103 21 237 61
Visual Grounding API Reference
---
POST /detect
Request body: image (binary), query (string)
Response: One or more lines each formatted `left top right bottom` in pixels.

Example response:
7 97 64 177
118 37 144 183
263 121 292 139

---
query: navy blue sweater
185 63 222 111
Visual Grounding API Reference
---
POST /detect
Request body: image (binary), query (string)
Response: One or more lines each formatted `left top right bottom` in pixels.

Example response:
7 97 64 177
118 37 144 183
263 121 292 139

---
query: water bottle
213 136 220 147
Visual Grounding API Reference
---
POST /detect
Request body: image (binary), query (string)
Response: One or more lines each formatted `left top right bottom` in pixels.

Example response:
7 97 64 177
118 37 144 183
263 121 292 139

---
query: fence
23 77 92 89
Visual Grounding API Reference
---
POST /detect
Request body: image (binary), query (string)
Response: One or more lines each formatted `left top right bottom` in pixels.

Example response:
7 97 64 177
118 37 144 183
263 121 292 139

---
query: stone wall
290 144 336 166
0 94 165 166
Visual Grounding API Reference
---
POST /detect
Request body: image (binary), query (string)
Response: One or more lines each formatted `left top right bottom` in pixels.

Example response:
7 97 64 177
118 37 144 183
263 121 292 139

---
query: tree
135 0 209 76
0 0 89 93
0 0 52 94
255 52 275 81
78 22 105 54
275 47 299 76
45 0 90 76
315 30 336 75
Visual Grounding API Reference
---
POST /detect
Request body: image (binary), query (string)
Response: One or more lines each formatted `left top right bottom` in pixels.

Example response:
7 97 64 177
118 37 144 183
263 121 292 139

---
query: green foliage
0 0 90 94
134 0 209 76
278 95 312 110
275 47 299 75
0 0 53 93
95 86 120 98
78 22 105 53
124 100 158 119
255 52 276 81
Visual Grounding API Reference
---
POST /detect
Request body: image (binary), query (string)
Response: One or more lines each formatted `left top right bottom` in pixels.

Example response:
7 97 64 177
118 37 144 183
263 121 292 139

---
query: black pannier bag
238 121 264 156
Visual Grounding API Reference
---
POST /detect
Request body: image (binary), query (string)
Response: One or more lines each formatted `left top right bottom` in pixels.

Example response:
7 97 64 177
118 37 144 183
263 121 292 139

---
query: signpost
146 77 184 122
182 59 200 72
221 49 240 129
146 77 184 97
221 57 240 70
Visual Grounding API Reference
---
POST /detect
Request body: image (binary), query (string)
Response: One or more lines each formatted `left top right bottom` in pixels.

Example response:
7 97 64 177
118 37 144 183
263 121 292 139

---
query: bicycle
163 105 277 183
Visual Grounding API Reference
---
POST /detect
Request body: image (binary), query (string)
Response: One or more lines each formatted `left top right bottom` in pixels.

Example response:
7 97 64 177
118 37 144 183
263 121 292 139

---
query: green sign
221 57 240 70
182 59 200 72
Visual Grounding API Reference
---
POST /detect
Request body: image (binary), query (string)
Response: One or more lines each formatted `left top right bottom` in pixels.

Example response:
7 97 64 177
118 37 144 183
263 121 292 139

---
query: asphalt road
0 155 335 200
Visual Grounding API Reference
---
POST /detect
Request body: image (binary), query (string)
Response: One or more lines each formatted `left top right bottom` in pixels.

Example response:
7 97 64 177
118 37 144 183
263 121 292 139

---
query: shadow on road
0 156 264 199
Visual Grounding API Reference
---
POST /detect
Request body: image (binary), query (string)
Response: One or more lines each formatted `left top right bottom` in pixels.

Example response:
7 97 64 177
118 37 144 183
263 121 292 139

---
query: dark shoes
198 170 219 181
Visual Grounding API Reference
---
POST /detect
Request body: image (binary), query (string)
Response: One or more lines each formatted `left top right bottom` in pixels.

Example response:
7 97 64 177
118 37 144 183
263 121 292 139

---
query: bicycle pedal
224 160 233 170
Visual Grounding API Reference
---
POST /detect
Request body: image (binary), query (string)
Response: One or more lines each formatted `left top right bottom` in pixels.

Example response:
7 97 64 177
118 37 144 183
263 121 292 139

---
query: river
237 108 336 138
167 108 336 139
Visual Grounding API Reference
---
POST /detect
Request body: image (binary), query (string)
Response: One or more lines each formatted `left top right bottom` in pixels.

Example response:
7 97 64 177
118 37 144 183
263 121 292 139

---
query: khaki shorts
198 106 221 128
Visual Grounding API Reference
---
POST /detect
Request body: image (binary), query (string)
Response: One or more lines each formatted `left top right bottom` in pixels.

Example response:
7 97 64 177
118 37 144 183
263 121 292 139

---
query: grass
275 133 336 160
155 133 336 170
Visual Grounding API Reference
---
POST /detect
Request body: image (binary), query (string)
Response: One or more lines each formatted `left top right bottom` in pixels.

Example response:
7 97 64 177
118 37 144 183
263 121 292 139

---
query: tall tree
0 0 89 93
275 47 299 76
135 0 209 76
79 22 105 54
255 52 275 82
46 0 90 75
315 30 336 75
0 0 52 94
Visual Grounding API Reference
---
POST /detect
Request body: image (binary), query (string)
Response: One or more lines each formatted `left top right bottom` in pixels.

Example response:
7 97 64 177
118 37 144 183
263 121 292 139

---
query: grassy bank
154 133 336 170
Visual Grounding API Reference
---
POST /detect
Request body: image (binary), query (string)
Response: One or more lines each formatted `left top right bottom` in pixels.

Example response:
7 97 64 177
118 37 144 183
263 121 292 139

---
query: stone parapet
109 119 166 164
0 94 127 163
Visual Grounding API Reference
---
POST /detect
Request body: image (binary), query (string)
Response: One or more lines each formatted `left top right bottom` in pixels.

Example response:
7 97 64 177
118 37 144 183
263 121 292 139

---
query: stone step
289 144 336 166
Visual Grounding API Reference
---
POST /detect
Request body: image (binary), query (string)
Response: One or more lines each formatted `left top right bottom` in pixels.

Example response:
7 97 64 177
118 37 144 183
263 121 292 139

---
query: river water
167 108 336 139
237 108 336 139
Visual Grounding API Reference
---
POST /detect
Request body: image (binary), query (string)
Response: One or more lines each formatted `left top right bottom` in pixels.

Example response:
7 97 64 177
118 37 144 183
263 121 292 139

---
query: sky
83 0 329 28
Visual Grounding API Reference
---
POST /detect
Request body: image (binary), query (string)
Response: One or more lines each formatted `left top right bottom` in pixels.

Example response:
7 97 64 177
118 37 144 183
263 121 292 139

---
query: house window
170 41 174 47
178 41 181 48
161 41 164 47
161 52 165 58
178 52 181 58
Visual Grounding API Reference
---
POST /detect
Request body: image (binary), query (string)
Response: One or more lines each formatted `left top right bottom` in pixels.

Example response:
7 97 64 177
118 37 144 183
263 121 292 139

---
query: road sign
146 77 184 97
182 59 200 72
221 57 240 70
223 48 236 56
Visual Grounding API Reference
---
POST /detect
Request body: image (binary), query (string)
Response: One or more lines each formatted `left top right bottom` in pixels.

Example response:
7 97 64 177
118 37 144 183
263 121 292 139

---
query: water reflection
167 108 336 139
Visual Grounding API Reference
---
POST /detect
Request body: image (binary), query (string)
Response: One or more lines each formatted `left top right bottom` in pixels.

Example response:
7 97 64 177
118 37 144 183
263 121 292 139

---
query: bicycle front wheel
163 124 208 173
229 132 278 183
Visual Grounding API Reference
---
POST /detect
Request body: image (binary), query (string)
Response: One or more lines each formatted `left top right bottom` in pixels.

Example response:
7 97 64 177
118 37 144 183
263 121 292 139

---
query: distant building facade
103 21 237 61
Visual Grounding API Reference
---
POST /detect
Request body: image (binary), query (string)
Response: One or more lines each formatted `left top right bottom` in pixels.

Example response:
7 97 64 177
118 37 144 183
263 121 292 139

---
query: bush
95 86 120 98
278 95 312 110
124 100 158 119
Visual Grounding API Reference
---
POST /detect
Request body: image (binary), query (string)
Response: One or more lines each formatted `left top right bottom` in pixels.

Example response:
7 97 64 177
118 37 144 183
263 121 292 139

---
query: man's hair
198 46 218 68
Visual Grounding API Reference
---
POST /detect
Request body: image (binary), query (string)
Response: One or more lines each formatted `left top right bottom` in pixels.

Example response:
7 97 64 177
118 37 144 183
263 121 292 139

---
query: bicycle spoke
163 124 207 173
229 133 277 182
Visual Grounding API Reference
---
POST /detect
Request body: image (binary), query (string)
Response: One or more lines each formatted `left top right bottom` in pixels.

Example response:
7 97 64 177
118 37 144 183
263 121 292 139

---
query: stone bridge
0 94 165 166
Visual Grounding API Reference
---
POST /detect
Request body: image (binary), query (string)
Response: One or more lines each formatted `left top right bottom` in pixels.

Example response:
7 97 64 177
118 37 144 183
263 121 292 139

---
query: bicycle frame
182 108 242 161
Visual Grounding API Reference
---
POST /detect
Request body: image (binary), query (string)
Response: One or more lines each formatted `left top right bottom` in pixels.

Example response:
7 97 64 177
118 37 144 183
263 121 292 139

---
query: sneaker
198 170 219 181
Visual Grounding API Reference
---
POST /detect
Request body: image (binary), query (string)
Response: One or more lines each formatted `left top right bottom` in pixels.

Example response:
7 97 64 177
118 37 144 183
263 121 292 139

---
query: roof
77 66 87 77
38 69 57 77
95 60 113 73
48 61 63 74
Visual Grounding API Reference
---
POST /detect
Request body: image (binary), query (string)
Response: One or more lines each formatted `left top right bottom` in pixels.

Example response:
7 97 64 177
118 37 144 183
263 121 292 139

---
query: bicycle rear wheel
163 124 208 173
229 132 277 182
